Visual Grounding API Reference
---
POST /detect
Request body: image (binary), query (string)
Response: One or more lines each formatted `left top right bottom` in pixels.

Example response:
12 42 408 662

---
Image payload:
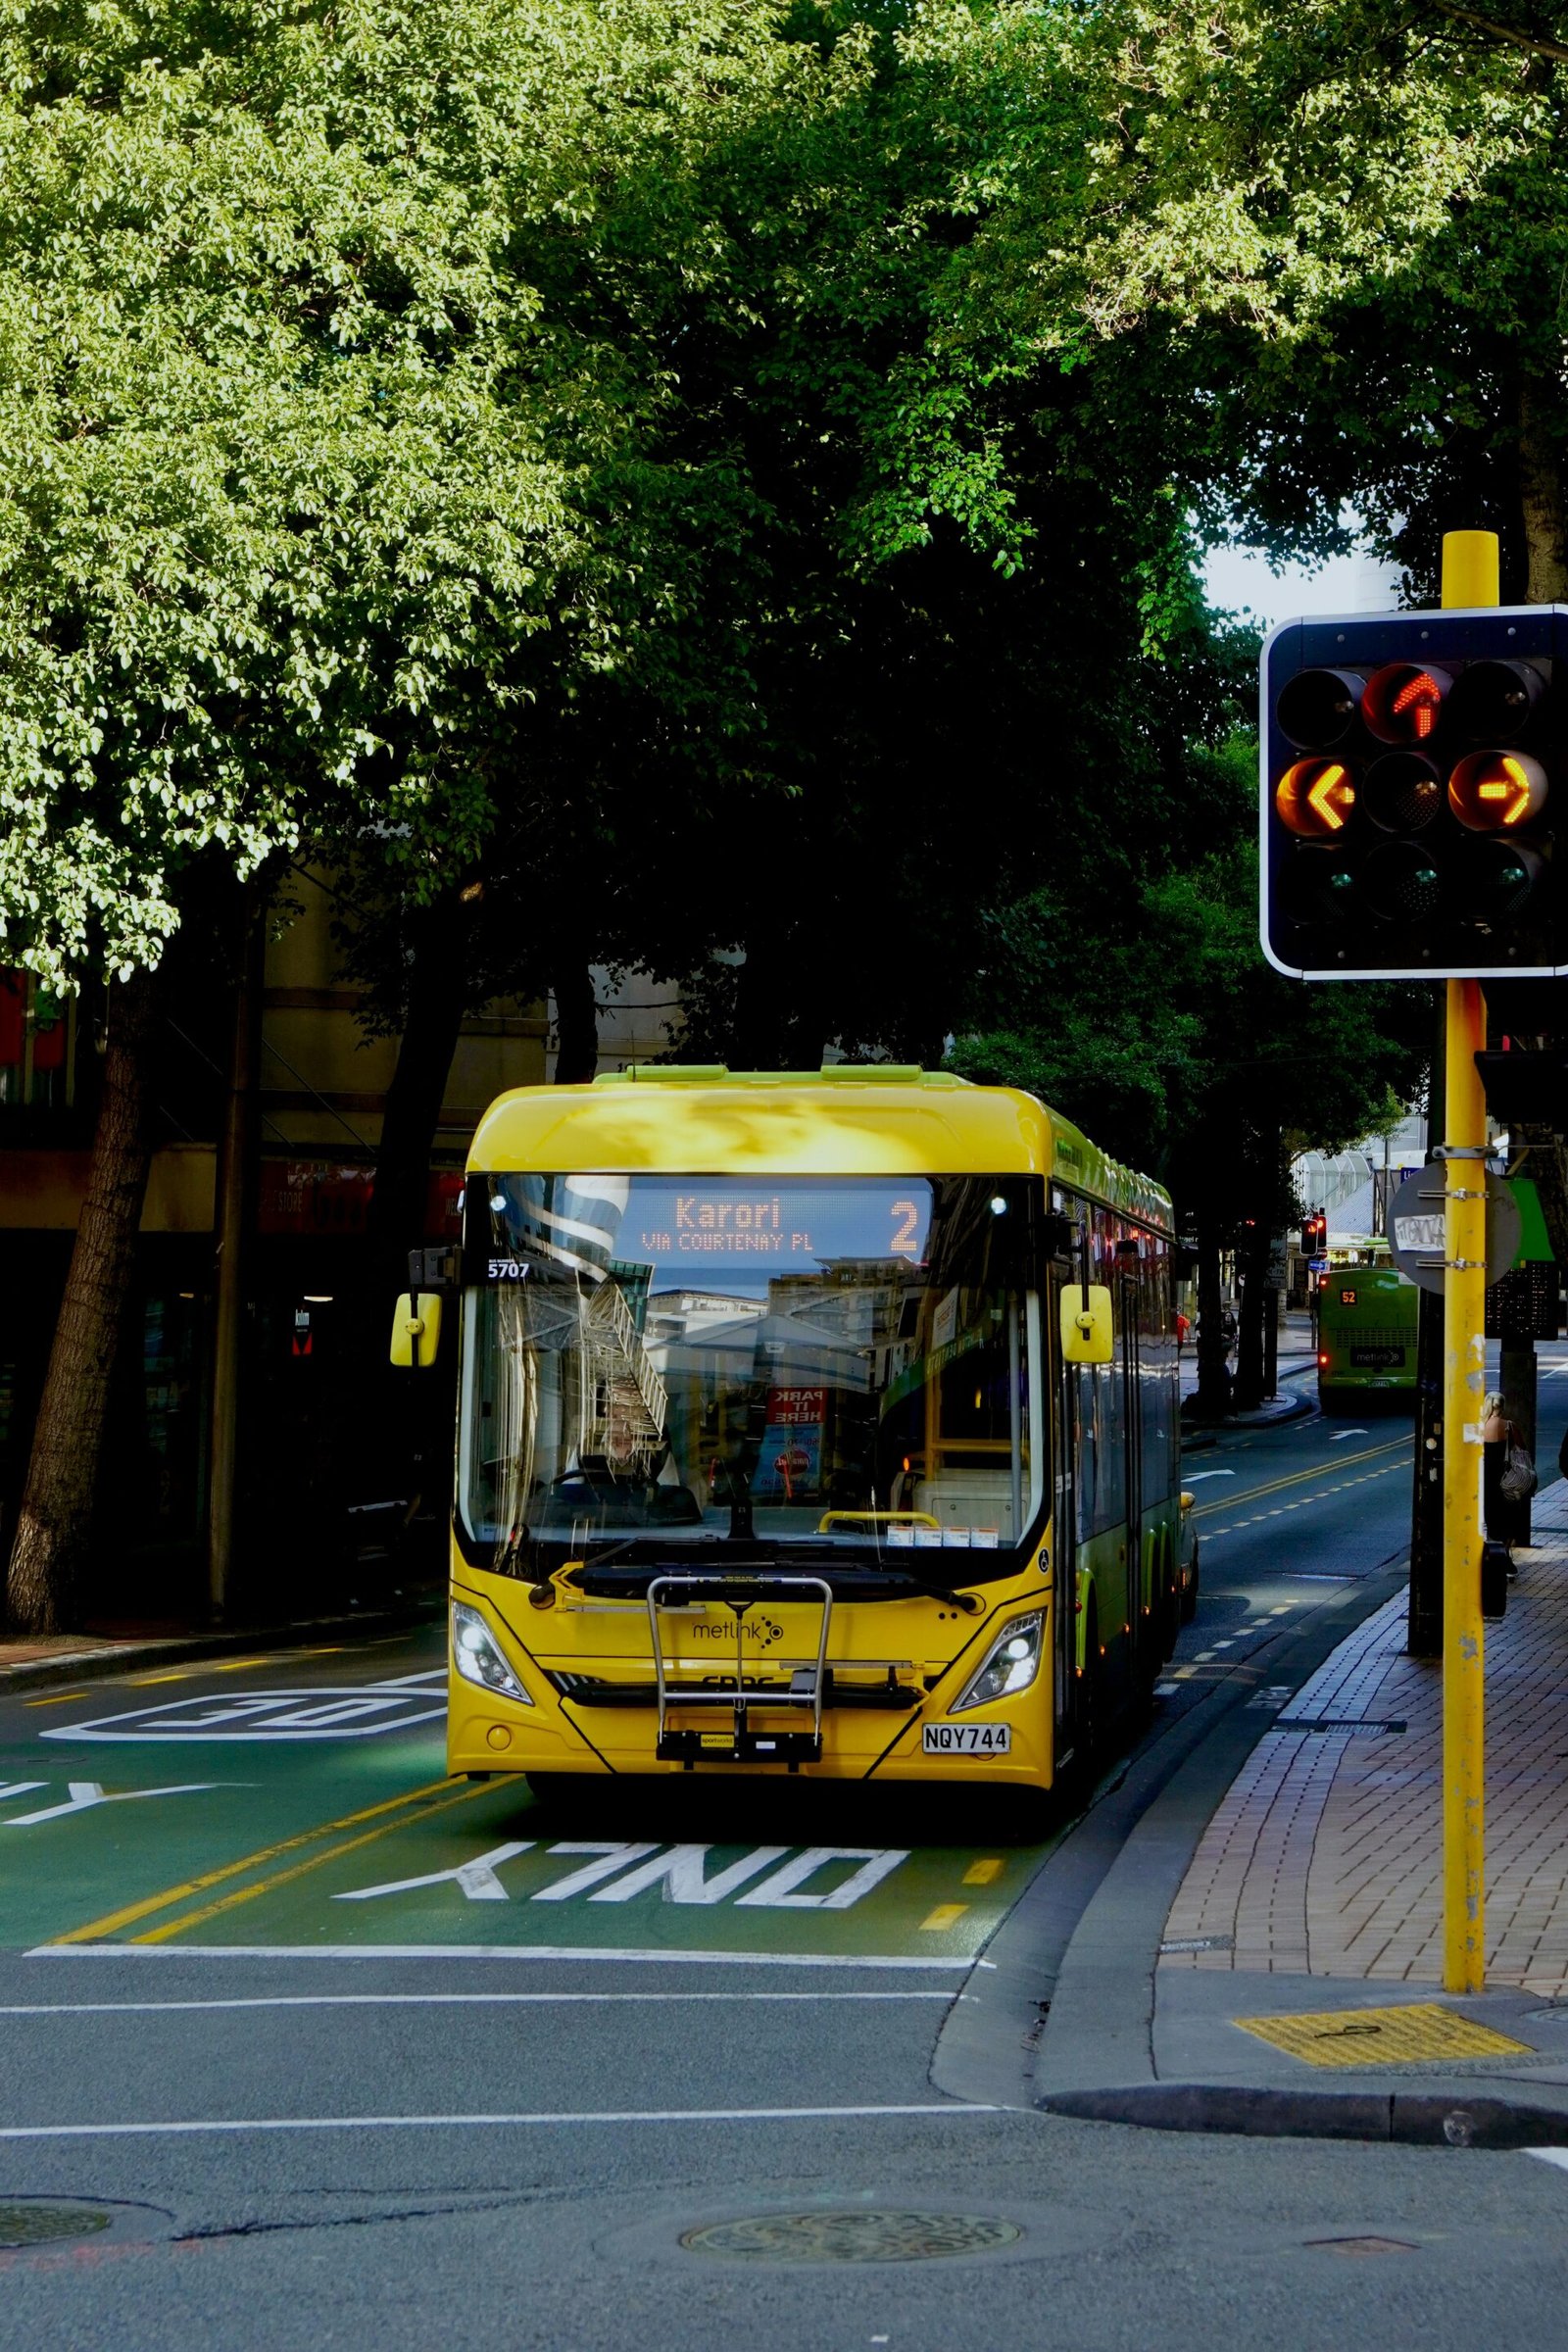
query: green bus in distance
1317 1265 1418 1414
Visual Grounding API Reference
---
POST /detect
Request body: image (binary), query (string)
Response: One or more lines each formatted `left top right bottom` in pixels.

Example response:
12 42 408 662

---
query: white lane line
0 1992 955 2016
1525 2147 1568 2172
28 1943 969 1970
0 2104 998 2142
1329 1430 1369 1442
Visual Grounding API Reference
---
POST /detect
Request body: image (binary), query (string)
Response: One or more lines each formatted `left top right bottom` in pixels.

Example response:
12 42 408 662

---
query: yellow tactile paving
1234 2003 1534 2069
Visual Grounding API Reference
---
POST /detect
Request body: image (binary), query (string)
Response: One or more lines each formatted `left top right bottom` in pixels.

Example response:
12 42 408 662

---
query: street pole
1407 1000 1446 1659
1441 528 1495 1996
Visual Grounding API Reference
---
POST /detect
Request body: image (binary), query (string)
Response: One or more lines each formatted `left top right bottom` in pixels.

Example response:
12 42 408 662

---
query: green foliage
886 0 1568 591
0 0 807 988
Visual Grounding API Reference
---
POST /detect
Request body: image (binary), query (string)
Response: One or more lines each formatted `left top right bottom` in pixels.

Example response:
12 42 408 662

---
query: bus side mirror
390 1292 443 1369
1059 1285 1113 1366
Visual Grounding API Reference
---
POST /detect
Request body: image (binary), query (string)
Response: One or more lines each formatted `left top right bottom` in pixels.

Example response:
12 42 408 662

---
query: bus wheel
1318 1386 1348 1415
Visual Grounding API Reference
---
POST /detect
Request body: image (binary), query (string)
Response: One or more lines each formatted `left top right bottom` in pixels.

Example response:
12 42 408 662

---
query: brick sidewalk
1161 1480 1568 1994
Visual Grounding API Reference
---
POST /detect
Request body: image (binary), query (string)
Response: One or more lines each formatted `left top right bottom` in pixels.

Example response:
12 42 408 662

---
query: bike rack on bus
645 1572 833 1767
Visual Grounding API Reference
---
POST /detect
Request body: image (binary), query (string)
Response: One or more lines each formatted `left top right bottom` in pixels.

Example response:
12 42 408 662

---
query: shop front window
0 971 74 1110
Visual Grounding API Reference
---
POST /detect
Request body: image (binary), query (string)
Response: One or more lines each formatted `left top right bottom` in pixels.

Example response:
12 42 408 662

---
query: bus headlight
452 1602 533 1704
952 1610 1045 1713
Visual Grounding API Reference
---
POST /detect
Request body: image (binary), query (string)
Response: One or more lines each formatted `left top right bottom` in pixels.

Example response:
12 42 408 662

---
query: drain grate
680 2211 1022 2264
0 2202 113 2250
1277 1718 1408 1737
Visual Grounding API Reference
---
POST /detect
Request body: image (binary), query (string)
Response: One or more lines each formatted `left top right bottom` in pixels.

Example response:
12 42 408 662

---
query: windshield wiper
873 1567 984 1614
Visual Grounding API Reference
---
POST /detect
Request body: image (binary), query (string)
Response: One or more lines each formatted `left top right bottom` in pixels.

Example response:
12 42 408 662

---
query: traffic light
1261 607 1568 977
1300 1210 1326 1256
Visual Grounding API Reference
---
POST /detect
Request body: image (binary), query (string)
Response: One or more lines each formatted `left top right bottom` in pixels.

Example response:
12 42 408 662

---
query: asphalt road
4 1359 1568 2346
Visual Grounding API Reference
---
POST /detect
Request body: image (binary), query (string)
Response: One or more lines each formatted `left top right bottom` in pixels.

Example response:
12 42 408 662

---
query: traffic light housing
1261 607 1568 977
1300 1210 1326 1256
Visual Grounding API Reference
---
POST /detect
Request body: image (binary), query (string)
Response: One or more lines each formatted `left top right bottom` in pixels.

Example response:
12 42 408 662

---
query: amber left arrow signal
1277 759 1357 838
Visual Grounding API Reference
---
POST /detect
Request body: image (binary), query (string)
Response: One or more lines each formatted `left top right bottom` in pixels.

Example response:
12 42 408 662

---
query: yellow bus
422 1067 1182 1798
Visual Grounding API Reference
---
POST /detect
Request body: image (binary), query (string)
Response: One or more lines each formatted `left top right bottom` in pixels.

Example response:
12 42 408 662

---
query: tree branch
1426 0 1568 67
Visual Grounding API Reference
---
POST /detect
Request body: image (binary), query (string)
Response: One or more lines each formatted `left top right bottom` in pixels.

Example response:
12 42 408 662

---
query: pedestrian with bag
1484 1391 1537 1560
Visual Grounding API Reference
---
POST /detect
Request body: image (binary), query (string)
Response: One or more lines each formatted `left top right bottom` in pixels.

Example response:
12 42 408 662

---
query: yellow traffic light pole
1441 528 1496 1994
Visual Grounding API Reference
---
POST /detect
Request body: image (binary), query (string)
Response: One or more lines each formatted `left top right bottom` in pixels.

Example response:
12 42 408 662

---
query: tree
0 0 813 1627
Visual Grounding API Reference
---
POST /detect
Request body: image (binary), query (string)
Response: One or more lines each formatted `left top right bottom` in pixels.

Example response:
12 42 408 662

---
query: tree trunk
5 966 162 1633
1194 1207 1232 1418
366 893 471 1269
1519 368 1568 603
552 957 599 1084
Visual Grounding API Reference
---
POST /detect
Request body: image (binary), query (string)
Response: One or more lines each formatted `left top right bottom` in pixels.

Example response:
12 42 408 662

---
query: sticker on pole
1384 1165 1521 1296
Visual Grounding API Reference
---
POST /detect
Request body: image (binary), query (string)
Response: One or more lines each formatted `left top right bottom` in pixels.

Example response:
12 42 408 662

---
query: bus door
1119 1248 1145 1686
1050 1267 1084 1766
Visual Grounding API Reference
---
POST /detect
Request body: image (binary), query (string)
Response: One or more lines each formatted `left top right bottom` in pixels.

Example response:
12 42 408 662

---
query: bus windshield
458 1172 1043 1568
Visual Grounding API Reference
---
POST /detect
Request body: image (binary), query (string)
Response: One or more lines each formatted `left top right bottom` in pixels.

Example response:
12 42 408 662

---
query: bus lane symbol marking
3 1782 220 1826
337 1843 536 1905
41 1689 446 1743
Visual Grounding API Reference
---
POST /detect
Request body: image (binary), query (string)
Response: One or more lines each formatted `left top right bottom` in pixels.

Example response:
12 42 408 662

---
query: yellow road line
23 1691 89 1707
1208 1459 1404 1537
122 1644 347 1690
50 1778 460 1945
962 1858 1004 1886
135 1785 488 1944
919 1904 968 1933
1191 1439 1407 1519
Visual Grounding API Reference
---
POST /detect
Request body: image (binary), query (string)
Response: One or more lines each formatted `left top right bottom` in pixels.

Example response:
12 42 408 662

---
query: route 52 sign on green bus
1260 606 1568 979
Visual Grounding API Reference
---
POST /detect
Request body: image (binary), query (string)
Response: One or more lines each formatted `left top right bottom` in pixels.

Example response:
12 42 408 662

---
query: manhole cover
1304 2236 1419 2258
0 2202 113 2250
680 2211 1022 2264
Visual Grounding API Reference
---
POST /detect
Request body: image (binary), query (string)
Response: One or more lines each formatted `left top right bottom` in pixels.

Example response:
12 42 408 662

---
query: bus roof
468 1067 1172 1233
